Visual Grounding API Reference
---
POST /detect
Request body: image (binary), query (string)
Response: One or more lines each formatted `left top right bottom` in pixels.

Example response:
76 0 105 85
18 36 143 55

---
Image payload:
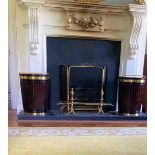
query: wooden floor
8 109 147 127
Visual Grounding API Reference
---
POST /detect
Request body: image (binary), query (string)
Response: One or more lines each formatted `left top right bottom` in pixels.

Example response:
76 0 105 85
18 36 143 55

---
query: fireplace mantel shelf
18 0 146 14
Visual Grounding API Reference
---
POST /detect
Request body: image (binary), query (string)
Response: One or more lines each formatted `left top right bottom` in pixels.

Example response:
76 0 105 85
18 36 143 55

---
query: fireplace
9 0 147 120
47 37 121 114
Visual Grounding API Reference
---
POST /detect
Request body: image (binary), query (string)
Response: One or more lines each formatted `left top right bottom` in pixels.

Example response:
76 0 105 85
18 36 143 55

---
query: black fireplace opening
47 36 121 113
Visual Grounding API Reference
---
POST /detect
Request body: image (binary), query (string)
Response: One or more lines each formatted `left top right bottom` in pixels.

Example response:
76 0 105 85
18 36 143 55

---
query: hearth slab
18 110 147 121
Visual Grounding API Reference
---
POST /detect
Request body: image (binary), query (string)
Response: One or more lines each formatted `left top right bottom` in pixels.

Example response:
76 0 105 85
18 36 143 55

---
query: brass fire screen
58 65 113 114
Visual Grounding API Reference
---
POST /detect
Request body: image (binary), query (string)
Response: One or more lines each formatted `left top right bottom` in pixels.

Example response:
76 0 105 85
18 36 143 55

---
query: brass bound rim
119 79 145 83
121 113 140 116
24 112 47 116
19 72 49 75
20 75 49 80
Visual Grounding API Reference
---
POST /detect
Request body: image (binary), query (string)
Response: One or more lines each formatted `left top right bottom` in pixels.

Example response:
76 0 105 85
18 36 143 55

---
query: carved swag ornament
66 12 104 31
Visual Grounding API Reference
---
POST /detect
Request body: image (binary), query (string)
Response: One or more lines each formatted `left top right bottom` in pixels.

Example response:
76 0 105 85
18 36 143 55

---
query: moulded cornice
18 0 129 15
18 0 45 5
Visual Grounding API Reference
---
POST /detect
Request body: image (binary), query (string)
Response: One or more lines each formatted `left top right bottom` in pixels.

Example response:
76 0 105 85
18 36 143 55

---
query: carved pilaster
128 4 146 59
28 7 39 55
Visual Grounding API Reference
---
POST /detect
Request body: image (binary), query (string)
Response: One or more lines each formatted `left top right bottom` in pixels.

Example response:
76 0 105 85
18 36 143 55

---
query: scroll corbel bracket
128 11 142 59
28 7 39 55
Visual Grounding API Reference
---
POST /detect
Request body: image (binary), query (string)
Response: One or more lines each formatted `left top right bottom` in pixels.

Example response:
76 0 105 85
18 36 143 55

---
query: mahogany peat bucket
118 76 145 116
19 73 49 116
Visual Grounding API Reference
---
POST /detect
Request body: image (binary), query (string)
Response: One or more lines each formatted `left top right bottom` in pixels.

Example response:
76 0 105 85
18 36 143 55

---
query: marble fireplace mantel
9 0 146 112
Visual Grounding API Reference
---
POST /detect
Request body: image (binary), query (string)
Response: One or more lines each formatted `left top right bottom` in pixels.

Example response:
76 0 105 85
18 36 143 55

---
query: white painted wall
9 0 19 109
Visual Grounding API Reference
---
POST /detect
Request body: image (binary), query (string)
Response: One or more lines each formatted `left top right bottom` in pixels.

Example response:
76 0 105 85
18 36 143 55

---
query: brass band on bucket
24 112 47 116
121 113 140 116
19 73 49 80
119 78 145 84
20 75 49 80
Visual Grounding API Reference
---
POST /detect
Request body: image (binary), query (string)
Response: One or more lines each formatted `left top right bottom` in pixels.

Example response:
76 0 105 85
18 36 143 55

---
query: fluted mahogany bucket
19 73 49 115
118 76 145 116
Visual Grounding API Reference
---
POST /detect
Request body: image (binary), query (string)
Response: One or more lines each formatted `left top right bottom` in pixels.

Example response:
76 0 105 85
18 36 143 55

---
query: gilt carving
74 0 102 3
135 0 146 5
66 12 104 31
